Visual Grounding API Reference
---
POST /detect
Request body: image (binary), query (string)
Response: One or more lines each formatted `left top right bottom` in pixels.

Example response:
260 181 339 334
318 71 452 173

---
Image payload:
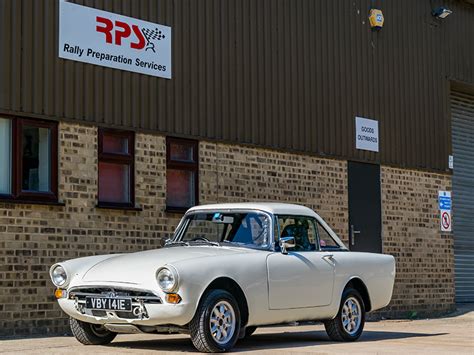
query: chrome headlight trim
156 266 179 293
50 264 68 287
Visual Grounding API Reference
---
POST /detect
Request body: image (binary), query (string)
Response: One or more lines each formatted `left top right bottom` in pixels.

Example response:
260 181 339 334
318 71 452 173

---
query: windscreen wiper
166 240 190 247
192 240 220 247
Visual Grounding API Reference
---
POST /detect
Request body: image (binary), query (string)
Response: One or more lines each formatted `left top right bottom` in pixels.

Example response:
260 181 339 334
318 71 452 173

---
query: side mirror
280 237 295 255
160 238 171 247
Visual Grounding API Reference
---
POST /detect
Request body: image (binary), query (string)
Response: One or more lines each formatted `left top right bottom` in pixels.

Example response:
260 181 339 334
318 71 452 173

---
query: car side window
316 221 340 250
277 216 317 252
230 213 268 247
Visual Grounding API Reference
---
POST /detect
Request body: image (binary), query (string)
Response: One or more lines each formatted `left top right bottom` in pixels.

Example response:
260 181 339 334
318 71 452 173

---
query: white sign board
440 210 452 232
355 117 379 152
449 155 453 169
59 1 171 79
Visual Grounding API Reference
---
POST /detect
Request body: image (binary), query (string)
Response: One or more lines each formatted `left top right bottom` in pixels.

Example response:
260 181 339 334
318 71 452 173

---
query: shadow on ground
441 303 474 319
107 329 449 353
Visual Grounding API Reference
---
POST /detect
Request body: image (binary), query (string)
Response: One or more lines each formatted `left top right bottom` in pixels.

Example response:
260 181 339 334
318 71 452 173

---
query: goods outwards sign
355 117 379 152
59 1 171 79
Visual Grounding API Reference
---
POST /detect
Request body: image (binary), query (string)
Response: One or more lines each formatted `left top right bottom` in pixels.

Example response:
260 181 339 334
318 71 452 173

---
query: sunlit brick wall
380 167 455 317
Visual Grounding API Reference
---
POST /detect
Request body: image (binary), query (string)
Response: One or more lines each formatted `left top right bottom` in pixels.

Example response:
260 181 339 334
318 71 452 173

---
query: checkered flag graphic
141 27 166 53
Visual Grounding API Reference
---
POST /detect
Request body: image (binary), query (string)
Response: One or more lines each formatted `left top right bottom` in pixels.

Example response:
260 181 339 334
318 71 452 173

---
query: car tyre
190 289 241 353
324 287 365 342
69 317 117 345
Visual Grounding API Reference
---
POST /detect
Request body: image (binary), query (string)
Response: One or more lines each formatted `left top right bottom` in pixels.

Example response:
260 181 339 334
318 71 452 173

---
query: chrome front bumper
59 285 193 326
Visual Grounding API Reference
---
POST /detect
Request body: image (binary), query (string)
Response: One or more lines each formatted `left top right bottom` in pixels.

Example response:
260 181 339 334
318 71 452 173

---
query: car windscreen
177 212 270 249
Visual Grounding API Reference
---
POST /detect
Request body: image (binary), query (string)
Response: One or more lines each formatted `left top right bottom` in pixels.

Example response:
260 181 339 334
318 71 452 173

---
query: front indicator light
165 293 182 304
55 289 66 299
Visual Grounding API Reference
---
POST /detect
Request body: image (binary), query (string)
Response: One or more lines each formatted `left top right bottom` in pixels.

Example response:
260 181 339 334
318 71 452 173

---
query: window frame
275 215 346 252
173 210 273 251
275 215 319 252
165 137 199 213
97 128 135 208
0 116 58 203
315 219 344 251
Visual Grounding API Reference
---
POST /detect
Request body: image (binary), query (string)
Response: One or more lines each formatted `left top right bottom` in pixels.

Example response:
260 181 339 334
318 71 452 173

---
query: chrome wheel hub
341 297 362 335
209 300 236 345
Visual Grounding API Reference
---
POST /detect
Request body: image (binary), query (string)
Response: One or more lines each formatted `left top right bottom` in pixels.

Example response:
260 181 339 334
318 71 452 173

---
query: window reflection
22 126 51 192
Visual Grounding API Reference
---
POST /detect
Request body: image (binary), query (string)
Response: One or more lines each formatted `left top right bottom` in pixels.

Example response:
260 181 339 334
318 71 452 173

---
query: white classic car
50 203 395 352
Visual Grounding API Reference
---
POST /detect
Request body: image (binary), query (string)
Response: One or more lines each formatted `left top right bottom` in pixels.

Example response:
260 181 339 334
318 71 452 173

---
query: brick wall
380 167 455 317
0 121 454 337
0 123 181 337
199 142 349 241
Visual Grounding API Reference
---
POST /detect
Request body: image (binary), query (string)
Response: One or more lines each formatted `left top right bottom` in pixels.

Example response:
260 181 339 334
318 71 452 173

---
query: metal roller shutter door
451 90 474 303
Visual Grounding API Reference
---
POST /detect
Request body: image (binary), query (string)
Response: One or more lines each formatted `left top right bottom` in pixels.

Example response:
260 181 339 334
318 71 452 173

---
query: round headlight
157 267 178 292
51 265 68 287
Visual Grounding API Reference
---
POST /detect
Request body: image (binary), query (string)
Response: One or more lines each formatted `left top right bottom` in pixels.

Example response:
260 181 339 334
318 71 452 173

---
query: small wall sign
438 191 452 232
59 0 172 79
441 210 452 232
355 117 379 152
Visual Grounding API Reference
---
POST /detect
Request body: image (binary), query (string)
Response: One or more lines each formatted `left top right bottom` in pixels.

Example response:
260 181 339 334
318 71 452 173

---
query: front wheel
324 288 365 342
70 318 117 345
190 289 241 352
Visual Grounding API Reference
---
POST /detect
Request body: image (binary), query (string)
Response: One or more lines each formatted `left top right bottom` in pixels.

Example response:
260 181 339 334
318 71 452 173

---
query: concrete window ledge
0 199 65 207
96 204 143 212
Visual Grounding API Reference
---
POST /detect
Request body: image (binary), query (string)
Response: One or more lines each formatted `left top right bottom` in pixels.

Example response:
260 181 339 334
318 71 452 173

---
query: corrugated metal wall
451 90 474 303
0 0 473 172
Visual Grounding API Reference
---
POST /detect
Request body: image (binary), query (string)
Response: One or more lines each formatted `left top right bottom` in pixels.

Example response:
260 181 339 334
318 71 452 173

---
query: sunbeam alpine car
50 203 395 352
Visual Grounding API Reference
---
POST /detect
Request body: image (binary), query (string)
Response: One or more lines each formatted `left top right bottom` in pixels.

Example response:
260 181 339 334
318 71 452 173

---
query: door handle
322 254 335 265
350 225 361 246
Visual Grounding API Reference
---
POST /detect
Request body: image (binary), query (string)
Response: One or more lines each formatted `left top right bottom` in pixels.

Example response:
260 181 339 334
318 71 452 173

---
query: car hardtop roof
187 202 318 217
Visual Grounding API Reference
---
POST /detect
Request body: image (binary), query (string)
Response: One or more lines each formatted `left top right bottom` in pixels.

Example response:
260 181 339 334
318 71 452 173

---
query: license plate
85 297 132 311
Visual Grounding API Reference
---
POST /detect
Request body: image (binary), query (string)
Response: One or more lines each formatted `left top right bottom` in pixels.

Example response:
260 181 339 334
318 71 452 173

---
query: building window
0 118 12 195
98 128 135 207
166 137 198 212
0 116 58 202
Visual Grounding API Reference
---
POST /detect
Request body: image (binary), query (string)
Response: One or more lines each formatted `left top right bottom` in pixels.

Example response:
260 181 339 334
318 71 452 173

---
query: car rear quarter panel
332 252 396 312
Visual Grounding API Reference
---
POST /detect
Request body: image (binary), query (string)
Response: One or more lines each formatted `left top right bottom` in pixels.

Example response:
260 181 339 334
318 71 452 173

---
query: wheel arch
344 277 372 312
199 277 250 327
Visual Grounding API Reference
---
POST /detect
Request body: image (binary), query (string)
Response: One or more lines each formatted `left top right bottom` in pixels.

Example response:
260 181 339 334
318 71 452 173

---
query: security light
432 6 452 19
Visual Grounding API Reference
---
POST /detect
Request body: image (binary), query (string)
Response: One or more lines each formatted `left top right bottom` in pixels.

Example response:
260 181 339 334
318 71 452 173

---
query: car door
266 216 335 310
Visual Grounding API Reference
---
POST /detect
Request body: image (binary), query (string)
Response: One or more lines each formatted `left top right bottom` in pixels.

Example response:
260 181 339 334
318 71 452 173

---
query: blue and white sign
438 191 452 210
438 191 452 232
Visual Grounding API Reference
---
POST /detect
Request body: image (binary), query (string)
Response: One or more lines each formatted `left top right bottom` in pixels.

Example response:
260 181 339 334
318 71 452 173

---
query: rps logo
96 16 166 53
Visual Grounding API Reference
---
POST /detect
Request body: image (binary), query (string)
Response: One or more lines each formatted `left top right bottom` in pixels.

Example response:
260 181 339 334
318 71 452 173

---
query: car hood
81 246 249 284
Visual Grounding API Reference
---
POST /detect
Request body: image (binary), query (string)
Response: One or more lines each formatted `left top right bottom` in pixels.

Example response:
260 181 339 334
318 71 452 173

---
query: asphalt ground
1 304 473 354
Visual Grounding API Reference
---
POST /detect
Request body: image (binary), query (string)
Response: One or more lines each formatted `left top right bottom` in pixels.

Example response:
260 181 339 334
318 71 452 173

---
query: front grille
68 286 161 320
